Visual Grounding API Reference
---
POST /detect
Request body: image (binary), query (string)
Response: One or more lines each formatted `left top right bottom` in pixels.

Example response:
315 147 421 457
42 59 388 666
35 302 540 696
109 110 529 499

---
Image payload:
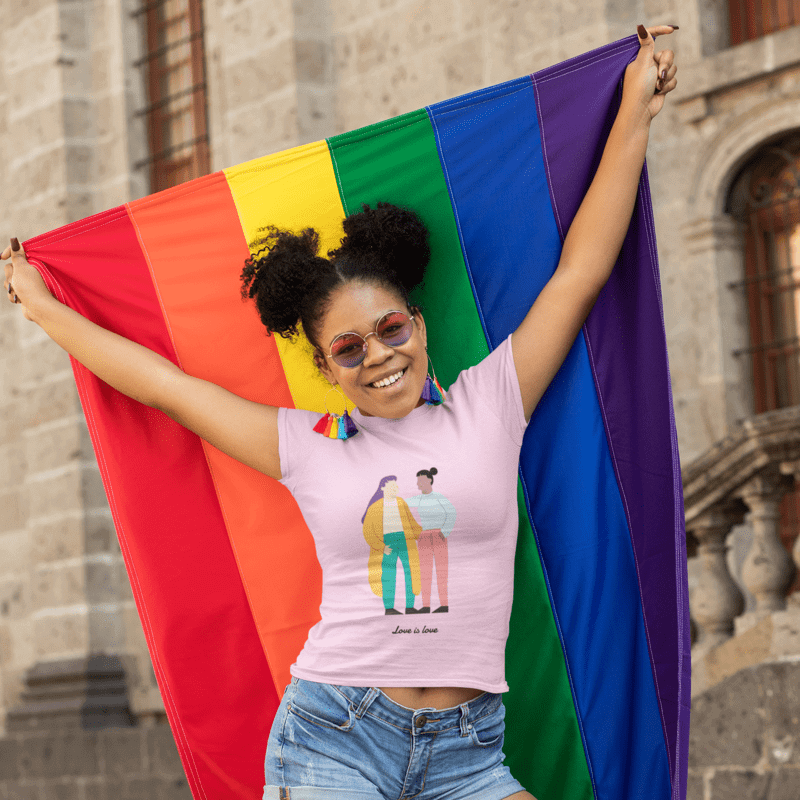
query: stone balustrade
683 406 800 667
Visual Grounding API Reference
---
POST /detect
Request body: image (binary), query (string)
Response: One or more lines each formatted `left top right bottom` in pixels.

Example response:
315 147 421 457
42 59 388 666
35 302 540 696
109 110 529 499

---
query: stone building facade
1 0 799 798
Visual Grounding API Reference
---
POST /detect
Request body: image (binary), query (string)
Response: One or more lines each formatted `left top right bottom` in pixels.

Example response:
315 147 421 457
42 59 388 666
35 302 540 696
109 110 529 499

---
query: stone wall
1 0 800 797
688 661 800 800
0 0 163 737
0 722 190 800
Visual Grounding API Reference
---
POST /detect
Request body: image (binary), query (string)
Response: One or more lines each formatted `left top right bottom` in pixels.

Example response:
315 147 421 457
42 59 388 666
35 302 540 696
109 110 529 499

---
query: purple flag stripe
532 35 690 798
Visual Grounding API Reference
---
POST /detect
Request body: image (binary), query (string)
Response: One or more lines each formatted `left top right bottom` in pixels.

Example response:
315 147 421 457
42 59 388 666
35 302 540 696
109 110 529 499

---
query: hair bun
429 467 438 476
330 202 430 292
240 226 333 339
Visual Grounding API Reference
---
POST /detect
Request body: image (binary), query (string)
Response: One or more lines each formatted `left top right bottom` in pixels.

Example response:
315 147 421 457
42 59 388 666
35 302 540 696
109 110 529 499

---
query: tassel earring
313 385 358 439
421 350 445 406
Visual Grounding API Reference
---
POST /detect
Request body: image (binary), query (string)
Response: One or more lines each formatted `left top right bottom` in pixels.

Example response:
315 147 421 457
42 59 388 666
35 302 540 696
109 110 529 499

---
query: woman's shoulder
446 334 513 405
276 406 327 486
279 406 324 425
447 334 526 445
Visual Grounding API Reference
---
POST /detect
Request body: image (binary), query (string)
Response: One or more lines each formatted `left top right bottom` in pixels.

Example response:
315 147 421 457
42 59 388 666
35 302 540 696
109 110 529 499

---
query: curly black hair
240 202 430 352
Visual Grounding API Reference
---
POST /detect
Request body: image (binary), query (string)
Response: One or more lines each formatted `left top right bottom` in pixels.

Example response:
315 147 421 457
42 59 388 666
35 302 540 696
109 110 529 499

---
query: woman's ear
412 306 427 347
314 349 337 385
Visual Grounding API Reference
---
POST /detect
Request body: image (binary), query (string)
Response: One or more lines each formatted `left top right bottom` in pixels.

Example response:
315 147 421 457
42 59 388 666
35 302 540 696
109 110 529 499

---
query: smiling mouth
370 368 407 389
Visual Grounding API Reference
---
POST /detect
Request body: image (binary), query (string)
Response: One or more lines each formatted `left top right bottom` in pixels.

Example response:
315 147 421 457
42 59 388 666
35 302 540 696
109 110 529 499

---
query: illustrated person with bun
361 475 423 615
3 26 677 800
406 467 456 613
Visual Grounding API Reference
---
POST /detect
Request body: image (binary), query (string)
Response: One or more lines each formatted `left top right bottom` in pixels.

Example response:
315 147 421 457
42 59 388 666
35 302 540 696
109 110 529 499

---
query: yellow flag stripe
224 140 353 414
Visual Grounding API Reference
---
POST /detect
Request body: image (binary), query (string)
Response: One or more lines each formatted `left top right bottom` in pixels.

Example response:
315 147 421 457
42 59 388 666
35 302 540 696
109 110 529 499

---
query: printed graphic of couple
362 469 456 616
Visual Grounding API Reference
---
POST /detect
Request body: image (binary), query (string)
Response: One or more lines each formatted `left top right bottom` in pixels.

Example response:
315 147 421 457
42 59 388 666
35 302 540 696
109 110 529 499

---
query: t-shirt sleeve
277 406 324 491
449 334 527 446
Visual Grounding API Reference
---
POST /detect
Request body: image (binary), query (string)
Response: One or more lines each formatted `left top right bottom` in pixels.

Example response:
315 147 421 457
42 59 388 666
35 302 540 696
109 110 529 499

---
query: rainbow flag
23 35 689 800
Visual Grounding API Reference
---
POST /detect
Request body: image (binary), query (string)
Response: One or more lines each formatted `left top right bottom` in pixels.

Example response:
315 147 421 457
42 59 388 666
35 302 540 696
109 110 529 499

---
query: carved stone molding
683 405 800 526
5 654 134 732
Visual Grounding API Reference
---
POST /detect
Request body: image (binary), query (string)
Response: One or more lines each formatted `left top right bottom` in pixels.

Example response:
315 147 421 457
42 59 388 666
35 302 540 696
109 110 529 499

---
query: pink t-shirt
278 334 527 692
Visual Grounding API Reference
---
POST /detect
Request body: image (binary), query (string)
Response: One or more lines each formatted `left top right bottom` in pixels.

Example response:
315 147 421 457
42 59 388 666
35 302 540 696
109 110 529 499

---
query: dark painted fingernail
667 25 679 30
10 238 19 251
661 69 666 80
637 24 648 40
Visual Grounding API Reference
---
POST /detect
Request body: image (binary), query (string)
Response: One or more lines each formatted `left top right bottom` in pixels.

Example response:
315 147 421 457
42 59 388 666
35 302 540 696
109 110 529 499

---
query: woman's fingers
656 49 675 73
659 75 678 95
647 24 679 38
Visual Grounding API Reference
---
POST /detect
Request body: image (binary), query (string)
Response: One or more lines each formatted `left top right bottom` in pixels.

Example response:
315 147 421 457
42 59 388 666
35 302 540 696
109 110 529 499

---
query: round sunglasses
325 310 415 368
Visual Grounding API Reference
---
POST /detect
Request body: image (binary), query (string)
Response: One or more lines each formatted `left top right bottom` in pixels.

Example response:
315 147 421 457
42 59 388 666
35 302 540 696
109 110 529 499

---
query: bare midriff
377 686 486 710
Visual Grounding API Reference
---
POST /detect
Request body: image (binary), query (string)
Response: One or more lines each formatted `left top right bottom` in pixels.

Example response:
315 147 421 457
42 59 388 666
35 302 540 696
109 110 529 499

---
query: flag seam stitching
125 205 186 371
327 143 350 216
431 85 530 117
425 108 492 345
120 209 210 797
430 76 530 111
640 161 689 799
529 76 565 240
534 38 635 81
528 72 601 800
24 211 128 247
536 47 635 83
516 468 598 798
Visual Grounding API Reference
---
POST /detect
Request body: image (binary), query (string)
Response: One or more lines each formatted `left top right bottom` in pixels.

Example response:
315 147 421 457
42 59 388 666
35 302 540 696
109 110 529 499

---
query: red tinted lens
330 333 366 367
377 312 413 346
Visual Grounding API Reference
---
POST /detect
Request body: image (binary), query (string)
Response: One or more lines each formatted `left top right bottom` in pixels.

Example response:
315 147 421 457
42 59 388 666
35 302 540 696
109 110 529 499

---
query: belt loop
279 788 290 800
459 702 470 737
354 687 380 718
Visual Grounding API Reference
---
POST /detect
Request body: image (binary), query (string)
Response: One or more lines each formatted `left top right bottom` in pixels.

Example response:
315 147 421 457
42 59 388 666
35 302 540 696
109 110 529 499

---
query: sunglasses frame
325 309 416 368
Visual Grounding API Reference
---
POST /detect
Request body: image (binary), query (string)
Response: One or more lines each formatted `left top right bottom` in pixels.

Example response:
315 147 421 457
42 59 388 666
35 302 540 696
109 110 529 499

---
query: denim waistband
290 676 503 736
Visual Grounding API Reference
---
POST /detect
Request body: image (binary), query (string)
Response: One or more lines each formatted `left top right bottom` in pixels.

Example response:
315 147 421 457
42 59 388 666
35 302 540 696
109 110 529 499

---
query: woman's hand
622 24 678 124
2 238 54 322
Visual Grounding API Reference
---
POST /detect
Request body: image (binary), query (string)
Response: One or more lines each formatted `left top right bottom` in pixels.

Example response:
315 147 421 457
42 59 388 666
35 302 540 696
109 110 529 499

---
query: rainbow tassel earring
313 385 358 439
422 351 445 406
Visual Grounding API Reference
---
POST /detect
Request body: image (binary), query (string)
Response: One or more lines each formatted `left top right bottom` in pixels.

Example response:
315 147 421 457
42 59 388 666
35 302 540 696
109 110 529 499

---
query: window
134 0 210 192
729 135 800 413
729 0 800 45
729 133 800 594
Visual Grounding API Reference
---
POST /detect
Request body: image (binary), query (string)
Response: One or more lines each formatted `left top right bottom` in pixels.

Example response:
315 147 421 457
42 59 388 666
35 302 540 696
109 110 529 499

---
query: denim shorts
262 676 527 800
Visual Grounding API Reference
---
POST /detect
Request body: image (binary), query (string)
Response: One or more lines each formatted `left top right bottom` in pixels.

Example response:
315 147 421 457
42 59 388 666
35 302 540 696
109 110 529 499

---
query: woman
361 475 423 615
3 25 677 800
406 467 456 613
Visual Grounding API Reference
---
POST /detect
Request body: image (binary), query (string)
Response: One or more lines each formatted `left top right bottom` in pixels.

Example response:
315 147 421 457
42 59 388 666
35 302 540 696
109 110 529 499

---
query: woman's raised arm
511 24 677 421
3 240 282 480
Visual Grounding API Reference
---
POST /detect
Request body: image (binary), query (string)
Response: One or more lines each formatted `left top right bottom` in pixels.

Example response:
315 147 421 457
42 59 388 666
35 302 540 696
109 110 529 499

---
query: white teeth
371 369 405 389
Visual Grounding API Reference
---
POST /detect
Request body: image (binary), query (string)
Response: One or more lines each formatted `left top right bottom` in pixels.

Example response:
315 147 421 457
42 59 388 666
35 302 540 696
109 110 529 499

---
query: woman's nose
362 333 393 365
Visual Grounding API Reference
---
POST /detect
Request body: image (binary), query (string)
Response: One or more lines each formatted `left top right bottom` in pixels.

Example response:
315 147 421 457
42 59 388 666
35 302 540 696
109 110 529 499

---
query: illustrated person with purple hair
362 475 423 615
406 467 456 613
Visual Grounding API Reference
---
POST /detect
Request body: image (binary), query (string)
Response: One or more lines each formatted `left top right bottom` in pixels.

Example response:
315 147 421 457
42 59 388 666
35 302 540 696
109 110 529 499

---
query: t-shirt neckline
351 400 435 431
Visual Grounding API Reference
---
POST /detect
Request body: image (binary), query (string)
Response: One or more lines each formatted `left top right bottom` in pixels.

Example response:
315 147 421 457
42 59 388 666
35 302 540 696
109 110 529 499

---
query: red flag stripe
24 205 272 799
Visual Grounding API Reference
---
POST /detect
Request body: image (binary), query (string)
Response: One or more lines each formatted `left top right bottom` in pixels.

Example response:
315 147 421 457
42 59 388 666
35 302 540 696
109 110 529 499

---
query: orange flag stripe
126 173 313 693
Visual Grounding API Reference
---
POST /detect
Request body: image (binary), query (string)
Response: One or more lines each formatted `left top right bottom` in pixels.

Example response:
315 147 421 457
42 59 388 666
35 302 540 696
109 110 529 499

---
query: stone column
688 504 745 656
736 471 796 618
